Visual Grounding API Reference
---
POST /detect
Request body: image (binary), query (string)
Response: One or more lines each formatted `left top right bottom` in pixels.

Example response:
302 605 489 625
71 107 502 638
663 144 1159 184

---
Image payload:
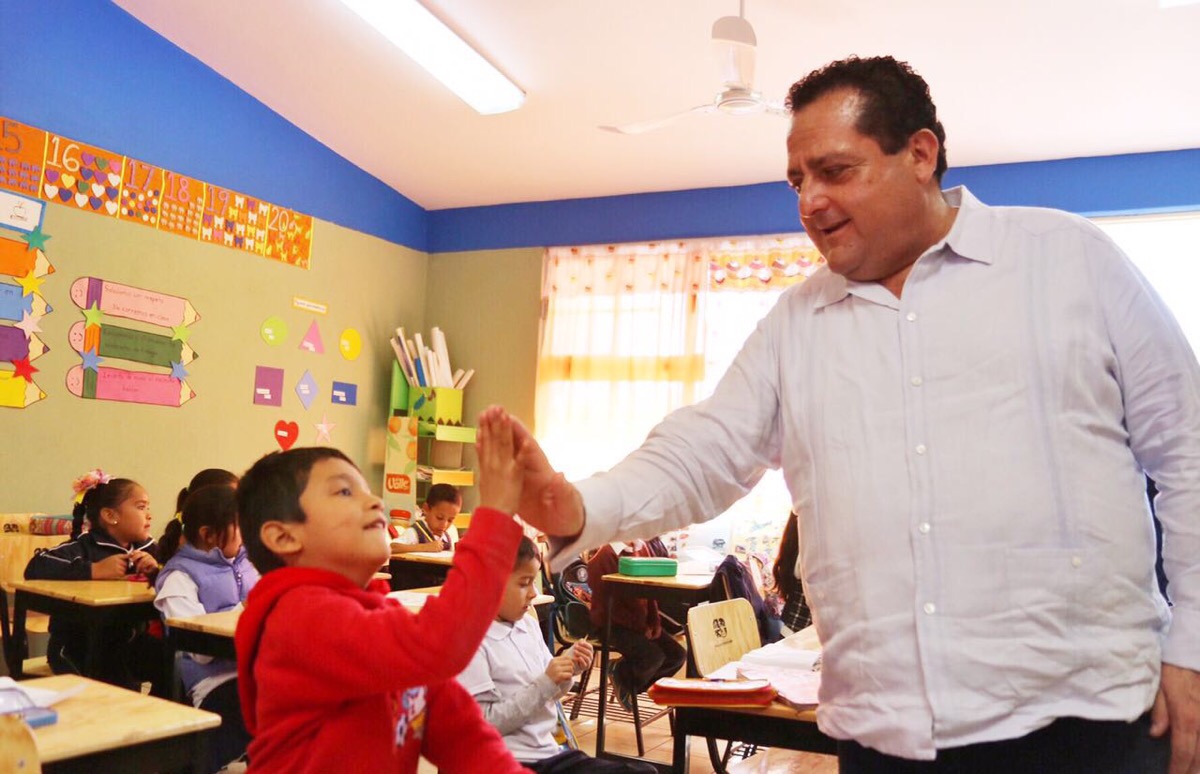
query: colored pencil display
0 284 51 320
0 370 45 408
66 364 195 407
0 239 55 279
70 276 199 328
68 321 195 367
0 327 48 362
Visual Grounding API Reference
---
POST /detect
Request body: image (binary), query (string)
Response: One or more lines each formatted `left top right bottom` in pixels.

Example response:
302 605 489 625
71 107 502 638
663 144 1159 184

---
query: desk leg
10 594 28 679
673 728 691 773
165 631 182 703
595 594 613 756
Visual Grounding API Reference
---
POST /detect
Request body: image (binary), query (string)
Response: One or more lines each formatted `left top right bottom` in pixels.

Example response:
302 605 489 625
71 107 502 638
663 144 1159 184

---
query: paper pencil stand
408 387 463 426
383 364 417 524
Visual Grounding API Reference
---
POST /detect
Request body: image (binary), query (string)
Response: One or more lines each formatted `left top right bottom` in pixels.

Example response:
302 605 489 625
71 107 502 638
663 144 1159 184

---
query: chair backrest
0 714 41 773
687 597 761 677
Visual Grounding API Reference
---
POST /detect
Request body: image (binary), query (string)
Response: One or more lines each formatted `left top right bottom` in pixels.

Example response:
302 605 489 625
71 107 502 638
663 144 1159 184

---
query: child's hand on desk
569 640 594 673
91 553 129 579
476 406 521 515
127 550 159 575
545 652 575 684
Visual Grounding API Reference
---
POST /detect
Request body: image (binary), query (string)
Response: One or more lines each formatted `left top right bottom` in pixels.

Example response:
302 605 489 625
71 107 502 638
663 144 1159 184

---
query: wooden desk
8 580 158 682
26 674 220 773
595 572 714 771
387 551 453 590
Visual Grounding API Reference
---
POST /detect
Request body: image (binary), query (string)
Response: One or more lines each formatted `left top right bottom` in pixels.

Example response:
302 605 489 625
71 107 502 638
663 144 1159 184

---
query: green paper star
82 302 105 327
21 225 50 252
172 324 192 343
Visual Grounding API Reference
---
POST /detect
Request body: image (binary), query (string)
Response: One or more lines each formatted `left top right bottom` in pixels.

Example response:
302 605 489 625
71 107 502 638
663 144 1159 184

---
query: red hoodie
236 507 530 773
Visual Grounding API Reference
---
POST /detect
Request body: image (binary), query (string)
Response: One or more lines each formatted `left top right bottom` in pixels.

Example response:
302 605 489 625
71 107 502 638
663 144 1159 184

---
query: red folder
647 678 777 708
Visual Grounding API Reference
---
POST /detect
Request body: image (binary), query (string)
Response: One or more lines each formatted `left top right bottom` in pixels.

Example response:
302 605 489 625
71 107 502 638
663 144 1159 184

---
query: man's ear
260 520 303 560
907 128 940 185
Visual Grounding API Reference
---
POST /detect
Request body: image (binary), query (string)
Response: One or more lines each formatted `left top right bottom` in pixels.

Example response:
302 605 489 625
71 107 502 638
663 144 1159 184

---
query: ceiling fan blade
599 104 716 135
712 14 757 89
764 100 789 117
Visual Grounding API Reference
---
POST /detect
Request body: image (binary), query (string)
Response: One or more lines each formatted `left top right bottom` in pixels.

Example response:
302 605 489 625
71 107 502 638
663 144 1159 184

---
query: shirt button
910 376 923 387
918 522 931 534
923 602 937 615
906 312 918 322
915 444 927 455
1071 556 1083 568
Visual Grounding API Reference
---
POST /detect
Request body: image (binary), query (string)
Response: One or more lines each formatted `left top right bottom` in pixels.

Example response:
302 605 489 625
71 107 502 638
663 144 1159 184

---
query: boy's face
290 458 389 584
497 557 541 623
421 500 458 537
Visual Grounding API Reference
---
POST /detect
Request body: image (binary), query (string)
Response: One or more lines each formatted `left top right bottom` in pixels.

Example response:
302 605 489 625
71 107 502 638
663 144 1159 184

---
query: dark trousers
47 623 166 693
198 678 251 773
837 712 1170 774
607 625 686 694
526 748 657 773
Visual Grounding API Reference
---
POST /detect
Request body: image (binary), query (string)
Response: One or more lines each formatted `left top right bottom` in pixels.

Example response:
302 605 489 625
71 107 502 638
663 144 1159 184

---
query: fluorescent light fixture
340 0 525 115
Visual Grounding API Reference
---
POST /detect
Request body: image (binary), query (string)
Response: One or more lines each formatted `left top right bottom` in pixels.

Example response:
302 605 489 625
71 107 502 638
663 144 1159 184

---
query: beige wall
425 247 543 510
1 205 426 522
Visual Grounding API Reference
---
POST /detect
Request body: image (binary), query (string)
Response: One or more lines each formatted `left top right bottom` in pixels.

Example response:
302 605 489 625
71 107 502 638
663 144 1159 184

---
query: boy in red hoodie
235 408 531 772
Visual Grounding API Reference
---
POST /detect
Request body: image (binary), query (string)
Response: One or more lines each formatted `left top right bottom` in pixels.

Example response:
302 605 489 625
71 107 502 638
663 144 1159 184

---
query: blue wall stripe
3 1 1197 256
0 0 429 251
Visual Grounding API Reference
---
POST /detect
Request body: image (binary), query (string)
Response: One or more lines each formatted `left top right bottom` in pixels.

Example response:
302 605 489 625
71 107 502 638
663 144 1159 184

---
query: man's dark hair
786 55 948 182
238 447 355 574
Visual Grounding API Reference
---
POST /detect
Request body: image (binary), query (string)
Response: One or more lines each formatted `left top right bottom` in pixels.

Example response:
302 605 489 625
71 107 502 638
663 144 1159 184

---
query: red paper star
12 357 38 382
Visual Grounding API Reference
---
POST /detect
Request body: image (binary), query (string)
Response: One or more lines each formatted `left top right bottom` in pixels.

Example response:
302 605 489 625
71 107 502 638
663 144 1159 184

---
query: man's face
786 88 933 291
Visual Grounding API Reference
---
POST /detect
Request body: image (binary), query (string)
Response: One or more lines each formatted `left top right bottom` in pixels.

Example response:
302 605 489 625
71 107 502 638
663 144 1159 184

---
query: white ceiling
114 0 1200 211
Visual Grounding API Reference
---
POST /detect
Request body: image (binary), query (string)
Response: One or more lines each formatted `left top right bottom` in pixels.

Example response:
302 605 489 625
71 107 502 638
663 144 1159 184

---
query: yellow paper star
16 270 44 297
172 324 192 343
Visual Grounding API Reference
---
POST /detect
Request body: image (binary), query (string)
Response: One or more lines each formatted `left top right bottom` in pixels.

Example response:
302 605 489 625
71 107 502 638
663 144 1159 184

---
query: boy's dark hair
161 485 240 565
238 447 354 574
786 55 948 182
515 536 540 570
71 478 139 540
163 468 239 557
424 483 460 508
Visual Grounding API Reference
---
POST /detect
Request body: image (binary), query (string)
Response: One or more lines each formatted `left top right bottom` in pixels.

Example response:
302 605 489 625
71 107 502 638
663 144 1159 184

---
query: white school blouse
557 187 1200 759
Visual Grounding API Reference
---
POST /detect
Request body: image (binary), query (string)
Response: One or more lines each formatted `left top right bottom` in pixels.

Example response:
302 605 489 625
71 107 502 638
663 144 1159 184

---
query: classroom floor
415 704 838 773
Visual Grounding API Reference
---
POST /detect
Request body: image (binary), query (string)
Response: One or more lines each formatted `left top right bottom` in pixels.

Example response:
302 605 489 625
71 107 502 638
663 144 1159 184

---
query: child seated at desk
587 540 686 711
160 467 240 554
24 469 162 688
459 537 655 773
234 410 528 772
392 483 460 553
155 481 257 772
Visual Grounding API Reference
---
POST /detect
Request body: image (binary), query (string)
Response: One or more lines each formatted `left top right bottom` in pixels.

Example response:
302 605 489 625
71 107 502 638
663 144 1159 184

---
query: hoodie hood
235 566 389 734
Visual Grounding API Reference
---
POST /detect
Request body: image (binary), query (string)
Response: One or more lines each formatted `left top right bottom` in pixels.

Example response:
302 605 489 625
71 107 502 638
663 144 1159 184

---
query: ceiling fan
600 0 788 135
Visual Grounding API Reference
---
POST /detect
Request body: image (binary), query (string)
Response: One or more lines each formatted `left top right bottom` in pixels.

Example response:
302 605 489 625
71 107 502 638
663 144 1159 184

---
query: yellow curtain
534 242 708 480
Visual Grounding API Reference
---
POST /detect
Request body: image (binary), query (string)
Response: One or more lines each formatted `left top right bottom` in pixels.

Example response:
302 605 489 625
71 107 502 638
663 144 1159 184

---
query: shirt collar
485 619 517 641
811 185 992 310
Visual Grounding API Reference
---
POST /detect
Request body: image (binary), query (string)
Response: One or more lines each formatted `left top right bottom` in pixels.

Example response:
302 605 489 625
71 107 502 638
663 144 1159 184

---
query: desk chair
0 713 41 772
688 597 763 772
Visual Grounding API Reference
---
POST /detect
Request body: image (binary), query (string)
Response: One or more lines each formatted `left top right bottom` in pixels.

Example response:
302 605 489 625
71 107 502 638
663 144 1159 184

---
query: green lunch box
618 556 678 577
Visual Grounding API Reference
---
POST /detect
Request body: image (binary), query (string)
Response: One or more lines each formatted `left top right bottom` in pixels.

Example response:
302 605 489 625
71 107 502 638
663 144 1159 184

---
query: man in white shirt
506 56 1200 773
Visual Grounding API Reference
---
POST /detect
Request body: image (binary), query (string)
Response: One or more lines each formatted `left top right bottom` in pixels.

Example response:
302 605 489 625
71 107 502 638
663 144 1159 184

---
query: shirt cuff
1163 606 1200 672
546 475 622 571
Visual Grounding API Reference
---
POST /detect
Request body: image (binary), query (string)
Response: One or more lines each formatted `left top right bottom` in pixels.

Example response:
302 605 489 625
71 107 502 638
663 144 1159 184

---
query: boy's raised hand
476 406 522 515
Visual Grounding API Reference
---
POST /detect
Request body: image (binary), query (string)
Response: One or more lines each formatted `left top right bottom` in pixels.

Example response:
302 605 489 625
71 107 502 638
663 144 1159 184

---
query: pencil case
618 556 678 576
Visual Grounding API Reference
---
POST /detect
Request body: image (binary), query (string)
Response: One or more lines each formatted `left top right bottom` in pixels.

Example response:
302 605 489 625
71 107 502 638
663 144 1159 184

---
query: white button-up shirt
561 187 1200 759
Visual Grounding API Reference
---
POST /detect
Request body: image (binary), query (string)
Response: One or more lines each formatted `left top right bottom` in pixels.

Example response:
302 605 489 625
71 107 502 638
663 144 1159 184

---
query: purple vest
157 544 260 691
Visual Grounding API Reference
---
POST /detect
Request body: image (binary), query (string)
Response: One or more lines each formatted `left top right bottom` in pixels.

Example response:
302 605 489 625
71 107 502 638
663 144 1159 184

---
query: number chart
0 116 313 267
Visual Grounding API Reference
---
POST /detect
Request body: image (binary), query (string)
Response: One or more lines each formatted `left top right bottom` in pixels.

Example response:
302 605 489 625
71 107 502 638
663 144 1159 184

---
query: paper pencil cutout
0 327 49 362
0 284 51 320
70 277 200 329
0 370 46 408
66 364 195 407
68 321 196 367
0 239 55 279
